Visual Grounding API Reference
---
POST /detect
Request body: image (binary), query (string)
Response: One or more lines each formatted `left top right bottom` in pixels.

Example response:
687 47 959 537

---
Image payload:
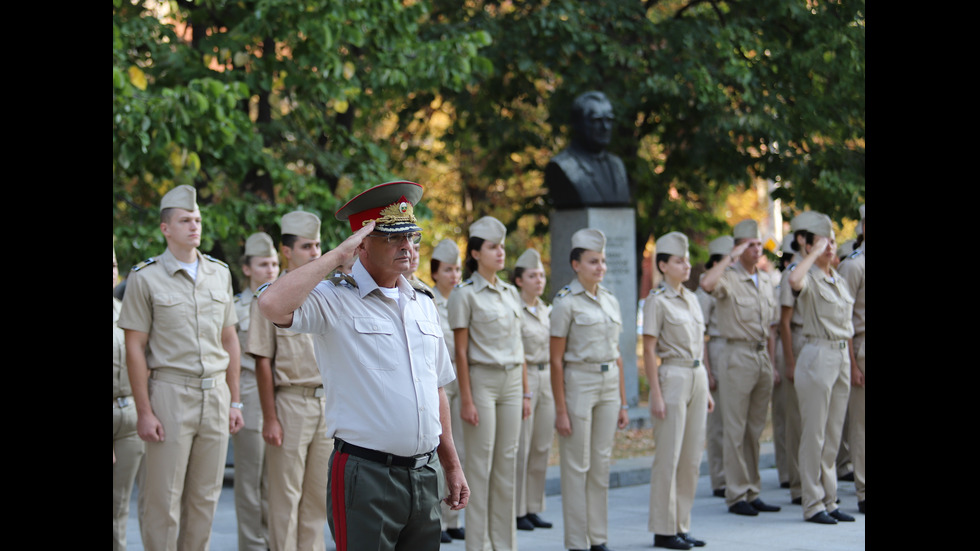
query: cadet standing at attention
695 235 732 499
699 219 780 517
448 215 527 551
838 204 865 515
233 232 279 551
113 242 145 551
787 213 855 525
118 184 244 551
643 232 713 550
550 228 629 551
512 248 556 533
248 211 332 550
430 238 468 543
256 181 468 551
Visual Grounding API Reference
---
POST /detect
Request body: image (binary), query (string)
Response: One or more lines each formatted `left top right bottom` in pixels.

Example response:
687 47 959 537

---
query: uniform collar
159 248 211 277
351 258 416 301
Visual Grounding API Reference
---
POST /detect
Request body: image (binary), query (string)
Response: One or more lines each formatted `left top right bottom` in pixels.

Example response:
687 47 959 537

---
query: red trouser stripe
331 452 349 551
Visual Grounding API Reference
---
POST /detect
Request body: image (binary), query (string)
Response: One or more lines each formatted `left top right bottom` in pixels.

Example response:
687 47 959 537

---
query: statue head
570 91 615 152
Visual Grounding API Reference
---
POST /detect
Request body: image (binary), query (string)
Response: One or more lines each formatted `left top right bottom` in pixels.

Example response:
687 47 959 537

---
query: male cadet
838 204 865 514
247 211 331 551
118 184 244 551
700 219 781 516
233 232 279 551
257 181 468 551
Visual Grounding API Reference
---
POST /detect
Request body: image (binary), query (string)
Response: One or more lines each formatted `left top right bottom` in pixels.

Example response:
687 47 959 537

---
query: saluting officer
248 211 332 550
550 228 629 551
118 184 244 551
448 215 527 551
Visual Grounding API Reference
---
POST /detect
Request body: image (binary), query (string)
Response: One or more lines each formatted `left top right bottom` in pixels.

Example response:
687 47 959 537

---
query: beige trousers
559 365 620 550
232 368 269 551
463 365 522 551
848 333 865 503
113 398 145 551
648 364 708 536
516 364 555 517
440 377 466 530
783 327 805 500
704 337 726 491
795 339 850 519
718 342 773 507
265 389 331 551
138 375 230 551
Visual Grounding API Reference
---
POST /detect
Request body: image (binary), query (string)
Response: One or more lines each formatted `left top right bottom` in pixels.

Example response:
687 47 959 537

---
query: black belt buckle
692 359 701 367
412 453 430 469
600 363 610 372
837 341 847 349
755 342 766 351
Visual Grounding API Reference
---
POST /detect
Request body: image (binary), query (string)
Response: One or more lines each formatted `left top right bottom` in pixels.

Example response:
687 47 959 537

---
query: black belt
334 438 435 469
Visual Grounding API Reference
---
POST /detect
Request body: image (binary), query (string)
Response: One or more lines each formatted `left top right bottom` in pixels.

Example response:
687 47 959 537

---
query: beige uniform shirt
247 288 321 388
780 262 805 327
795 265 854 341
710 262 777 342
117 248 238 377
520 300 551 366
837 246 865 336
113 297 131 398
289 258 455 457
550 279 623 364
447 272 525 368
434 288 455 365
642 284 705 364
234 290 257 373
695 285 720 338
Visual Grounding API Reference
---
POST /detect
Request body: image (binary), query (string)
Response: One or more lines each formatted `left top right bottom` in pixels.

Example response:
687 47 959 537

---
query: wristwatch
523 392 533 399
231 402 244 410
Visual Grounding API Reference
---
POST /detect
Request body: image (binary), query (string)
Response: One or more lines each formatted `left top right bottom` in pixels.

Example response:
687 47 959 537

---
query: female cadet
447 216 528 551
512 248 556 532
430 238 467 543
787 214 856 525
550 228 629 551
642 232 713 550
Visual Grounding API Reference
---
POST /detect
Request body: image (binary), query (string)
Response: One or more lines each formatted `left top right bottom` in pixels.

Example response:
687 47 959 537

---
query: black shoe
712 488 726 498
441 531 453 543
653 535 692 550
780 481 790 489
677 532 706 547
829 509 855 522
590 545 614 551
857 500 865 514
516 516 535 531
805 511 837 525
728 501 759 516
838 471 854 482
749 498 781 512
526 512 553 528
791 497 802 505
446 527 465 540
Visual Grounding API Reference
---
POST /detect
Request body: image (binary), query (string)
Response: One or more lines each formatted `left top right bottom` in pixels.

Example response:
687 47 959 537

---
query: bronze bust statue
545 91 631 209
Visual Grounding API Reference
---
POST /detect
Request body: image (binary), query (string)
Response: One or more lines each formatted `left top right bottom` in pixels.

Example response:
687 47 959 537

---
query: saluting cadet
838 204 864 515
788 213 856 525
257 181 467 551
430 238 468 543
512 248 556 533
113 242 145 551
118 184 244 551
550 228 629 551
770 233 796 493
247 211 332 550
233 232 279 551
643 232 713 550
448 215 527 551
695 235 732 499
699 219 780 517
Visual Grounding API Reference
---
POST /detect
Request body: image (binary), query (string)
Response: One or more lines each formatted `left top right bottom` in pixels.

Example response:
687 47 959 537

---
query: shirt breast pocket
354 317 396 370
416 319 442 366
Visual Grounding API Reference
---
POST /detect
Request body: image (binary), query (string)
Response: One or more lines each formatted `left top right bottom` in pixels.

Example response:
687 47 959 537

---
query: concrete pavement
124 441 864 550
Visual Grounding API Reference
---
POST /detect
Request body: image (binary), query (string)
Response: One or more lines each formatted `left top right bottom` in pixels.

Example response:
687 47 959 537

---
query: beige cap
810 213 835 239
858 204 865 235
515 248 544 270
780 234 795 255
708 235 734 256
431 238 460 265
244 232 276 257
160 185 198 211
281 211 321 240
790 211 825 233
469 216 506 244
732 219 760 240
837 239 855 258
655 231 689 258
571 228 606 252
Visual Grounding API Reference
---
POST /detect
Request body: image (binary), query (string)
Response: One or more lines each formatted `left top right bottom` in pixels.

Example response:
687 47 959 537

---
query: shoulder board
203 254 228 268
234 292 244 303
410 279 434 299
131 257 157 272
651 286 666 296
254 282 272 298
555 285 572 298
787 262 798 272
457 279 474 288
327 273 358 289
847 249 864 260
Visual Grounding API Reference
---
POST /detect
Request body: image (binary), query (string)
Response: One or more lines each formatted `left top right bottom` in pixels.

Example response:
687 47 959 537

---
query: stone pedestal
549 208 639 407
